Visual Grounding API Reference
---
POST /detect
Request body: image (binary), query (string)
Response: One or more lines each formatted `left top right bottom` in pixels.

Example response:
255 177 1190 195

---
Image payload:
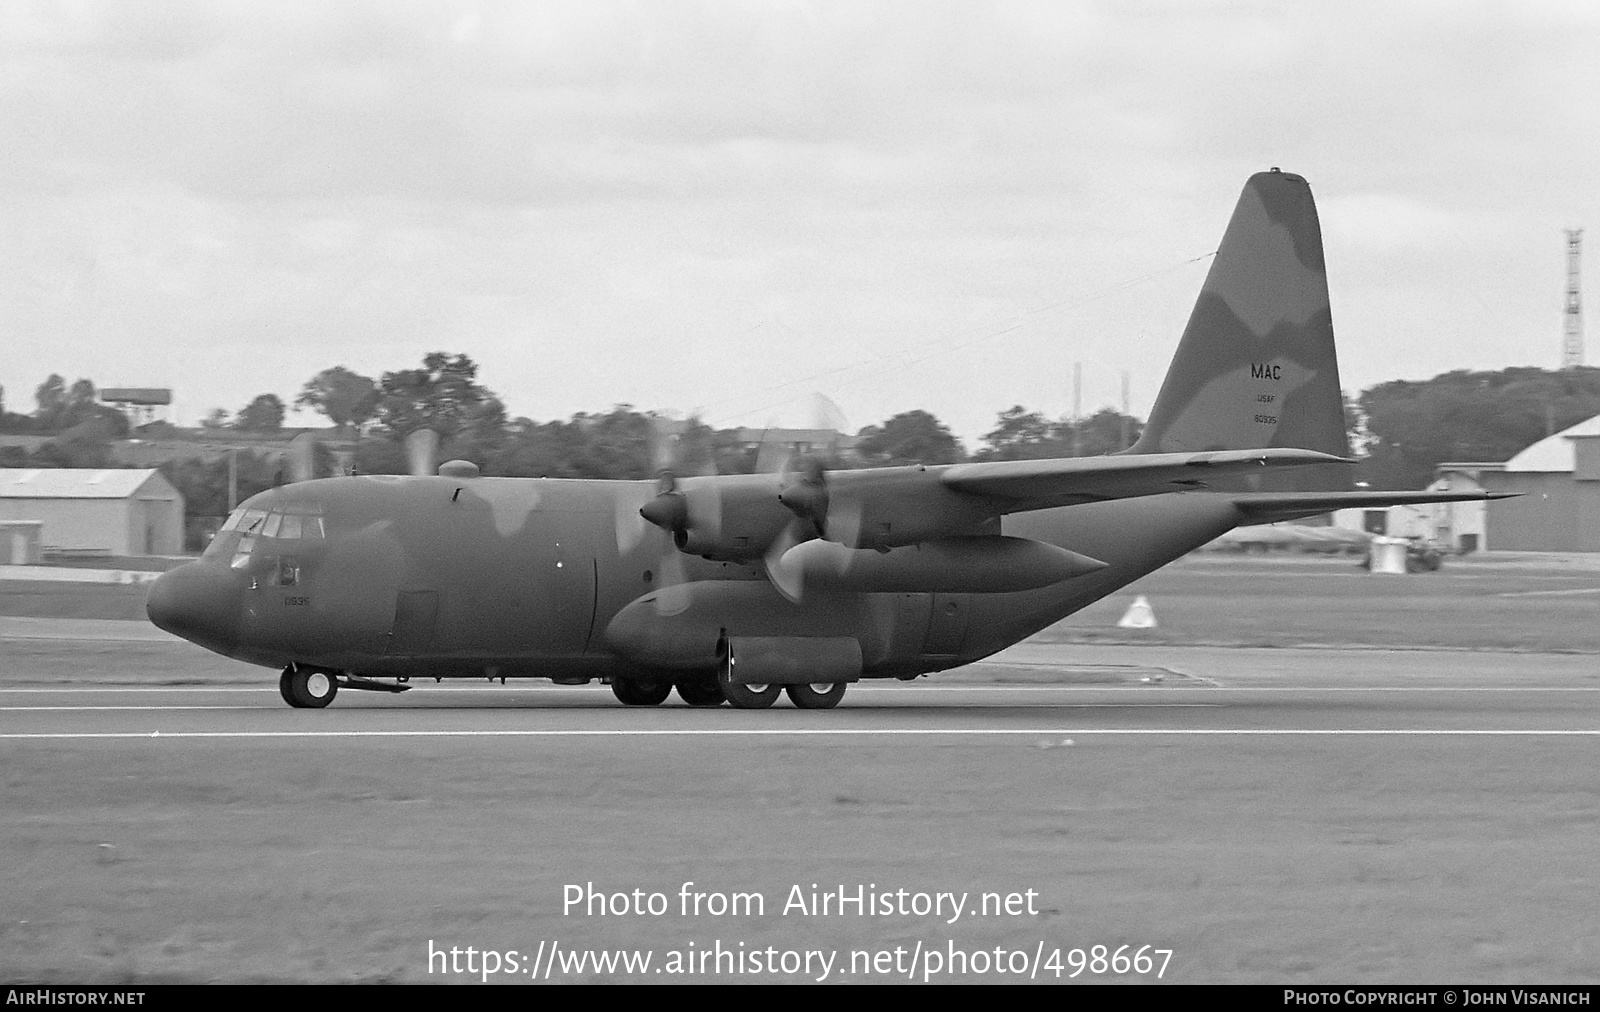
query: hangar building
1480 415 1600 551
1331 464 1497 552
0 469 185 557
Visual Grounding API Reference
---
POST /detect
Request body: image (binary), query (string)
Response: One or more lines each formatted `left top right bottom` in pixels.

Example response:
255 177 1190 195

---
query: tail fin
1129 169 1350 491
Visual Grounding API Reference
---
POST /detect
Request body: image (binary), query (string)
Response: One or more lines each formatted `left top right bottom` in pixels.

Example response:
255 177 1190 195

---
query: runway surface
4 676 1600 738
5 629 1600 984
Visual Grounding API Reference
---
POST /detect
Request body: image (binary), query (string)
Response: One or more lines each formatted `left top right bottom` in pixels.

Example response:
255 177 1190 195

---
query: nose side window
275 556 300 587
279 515 302 540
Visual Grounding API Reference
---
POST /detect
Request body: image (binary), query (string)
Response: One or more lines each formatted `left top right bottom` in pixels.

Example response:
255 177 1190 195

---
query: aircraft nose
146 562 243 655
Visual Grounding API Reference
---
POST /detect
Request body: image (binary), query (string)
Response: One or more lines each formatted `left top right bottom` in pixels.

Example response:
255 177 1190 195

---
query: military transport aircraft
146 169 1507 710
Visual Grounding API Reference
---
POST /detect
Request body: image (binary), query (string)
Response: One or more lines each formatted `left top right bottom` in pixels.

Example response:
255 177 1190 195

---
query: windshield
208 504 326 568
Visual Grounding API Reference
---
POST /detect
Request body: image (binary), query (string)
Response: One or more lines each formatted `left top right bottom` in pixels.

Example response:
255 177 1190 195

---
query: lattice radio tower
1564 228 1584 369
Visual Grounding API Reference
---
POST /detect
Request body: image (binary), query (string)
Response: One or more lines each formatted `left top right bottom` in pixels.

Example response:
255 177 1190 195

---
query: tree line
10 355 1600 516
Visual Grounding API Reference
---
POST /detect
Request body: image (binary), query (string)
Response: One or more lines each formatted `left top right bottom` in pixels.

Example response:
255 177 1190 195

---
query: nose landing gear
279 665 338 708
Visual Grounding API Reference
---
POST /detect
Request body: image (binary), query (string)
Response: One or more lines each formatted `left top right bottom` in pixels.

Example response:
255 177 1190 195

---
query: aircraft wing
939 448 1355 511
1229 489 1518 526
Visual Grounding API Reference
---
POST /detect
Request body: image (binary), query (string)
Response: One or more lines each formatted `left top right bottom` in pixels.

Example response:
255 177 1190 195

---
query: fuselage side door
386 589 439 655
525 509 601 656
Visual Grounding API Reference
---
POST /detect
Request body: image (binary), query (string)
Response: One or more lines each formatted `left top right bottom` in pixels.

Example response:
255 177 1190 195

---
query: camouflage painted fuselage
157 472 1240 682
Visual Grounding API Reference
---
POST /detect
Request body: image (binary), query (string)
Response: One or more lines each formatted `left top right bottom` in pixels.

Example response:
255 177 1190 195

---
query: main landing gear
711 646 848 709
611 678 673 706
784 682 847 710
674 673 726 707
279 665 338 708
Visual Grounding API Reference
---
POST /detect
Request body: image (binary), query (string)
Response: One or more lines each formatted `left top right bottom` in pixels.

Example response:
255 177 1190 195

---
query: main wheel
282 666 338 708
785 682 847 709
717 650 779 710
611 678 671 706
675 674 725 707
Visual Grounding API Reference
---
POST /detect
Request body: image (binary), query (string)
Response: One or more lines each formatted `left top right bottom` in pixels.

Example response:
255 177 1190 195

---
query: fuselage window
262 512 283 538
220 509 246 533
279 514 302 540
231 535 256 570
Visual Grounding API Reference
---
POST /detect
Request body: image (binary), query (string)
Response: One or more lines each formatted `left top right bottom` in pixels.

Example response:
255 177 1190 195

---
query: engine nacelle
770 535 1106 595
645 474 796 562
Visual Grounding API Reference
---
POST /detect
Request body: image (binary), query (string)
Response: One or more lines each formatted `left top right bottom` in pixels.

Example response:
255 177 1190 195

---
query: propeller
285 432 318 483
763 519 808 603
405 427 441 477
613 416 721 614
766 454 872 602
775 455 864 549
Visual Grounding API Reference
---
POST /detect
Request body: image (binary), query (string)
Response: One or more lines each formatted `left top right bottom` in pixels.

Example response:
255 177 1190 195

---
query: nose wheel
279 666 338 708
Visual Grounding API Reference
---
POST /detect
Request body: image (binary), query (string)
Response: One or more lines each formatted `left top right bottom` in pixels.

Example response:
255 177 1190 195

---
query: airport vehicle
146 169 1506 710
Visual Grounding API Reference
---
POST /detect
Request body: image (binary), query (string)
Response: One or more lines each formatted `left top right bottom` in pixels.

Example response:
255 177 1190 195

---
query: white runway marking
1498 587 1600 598
0 705 274 711
5 684 1600 694
3 728 1598 740
0 702 1217 712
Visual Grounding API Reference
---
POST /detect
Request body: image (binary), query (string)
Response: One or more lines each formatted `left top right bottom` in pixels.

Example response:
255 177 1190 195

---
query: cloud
1 1 1598 438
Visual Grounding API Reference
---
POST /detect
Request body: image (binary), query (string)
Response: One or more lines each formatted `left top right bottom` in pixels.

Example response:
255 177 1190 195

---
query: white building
1332 465 1496 552
0 469 185 556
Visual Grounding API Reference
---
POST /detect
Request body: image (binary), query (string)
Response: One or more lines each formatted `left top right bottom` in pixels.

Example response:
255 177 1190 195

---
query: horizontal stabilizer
942 448 1353 511
1231 490 1518 526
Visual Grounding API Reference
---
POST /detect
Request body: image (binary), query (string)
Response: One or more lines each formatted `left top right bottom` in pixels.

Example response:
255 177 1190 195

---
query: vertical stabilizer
1130 169 1350 491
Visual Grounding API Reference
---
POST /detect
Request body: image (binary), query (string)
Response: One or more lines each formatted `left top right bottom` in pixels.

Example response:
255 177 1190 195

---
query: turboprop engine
638 472 797 561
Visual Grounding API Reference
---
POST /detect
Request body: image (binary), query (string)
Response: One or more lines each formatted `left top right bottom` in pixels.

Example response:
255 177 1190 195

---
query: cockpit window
237 509 268 535
218 504 326 569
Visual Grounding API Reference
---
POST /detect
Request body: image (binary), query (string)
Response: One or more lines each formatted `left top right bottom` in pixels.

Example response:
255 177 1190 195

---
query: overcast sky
2 0 1597 446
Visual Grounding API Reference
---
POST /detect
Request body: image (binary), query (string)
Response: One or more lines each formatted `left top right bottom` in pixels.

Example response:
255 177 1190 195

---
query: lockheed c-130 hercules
147 169 1507 710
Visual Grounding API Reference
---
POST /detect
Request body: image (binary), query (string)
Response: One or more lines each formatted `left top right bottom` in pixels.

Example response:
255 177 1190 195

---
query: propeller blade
764 521 807 604
614 483 654 555
752 424 791 475
825 493 864 552
653 543 692 616
286 432 317 483
649 415 678 476
405 428 440 477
